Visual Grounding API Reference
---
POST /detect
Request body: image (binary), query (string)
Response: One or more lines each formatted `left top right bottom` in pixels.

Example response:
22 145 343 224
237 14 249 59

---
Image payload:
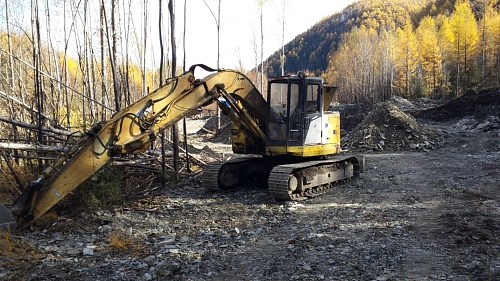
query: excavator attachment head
0 204 16 232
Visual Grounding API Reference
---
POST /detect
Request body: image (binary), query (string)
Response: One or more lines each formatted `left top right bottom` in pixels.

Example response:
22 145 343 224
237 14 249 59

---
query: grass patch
0 231 41 280
0 160 36 201
107 228 146 255
0 231 39 258
34 211 59 229
70 165 126 208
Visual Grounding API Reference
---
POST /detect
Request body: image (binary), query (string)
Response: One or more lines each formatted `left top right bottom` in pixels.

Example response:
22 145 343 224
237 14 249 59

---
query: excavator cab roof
268 72 326 88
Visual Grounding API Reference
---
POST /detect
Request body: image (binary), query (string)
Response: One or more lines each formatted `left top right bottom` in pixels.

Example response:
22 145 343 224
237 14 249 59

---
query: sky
170 0 357 71
2 0 357 72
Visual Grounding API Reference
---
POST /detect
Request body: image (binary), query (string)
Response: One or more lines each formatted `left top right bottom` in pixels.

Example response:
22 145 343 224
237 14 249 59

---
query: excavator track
268 156 362 201
203 155 364 200
202 157 257 192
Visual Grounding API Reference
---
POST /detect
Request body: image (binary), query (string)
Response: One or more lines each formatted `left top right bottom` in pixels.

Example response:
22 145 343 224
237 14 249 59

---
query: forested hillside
266 0 500 103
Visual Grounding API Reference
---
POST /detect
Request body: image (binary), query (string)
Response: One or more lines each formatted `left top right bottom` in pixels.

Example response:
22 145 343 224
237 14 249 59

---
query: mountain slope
265 0 451 76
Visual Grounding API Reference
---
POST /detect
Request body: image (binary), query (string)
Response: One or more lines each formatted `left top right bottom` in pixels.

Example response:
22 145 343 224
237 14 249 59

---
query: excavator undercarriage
203 155 364 200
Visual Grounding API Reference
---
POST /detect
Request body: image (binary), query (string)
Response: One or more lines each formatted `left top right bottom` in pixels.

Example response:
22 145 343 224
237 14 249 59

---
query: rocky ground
1 89 499 280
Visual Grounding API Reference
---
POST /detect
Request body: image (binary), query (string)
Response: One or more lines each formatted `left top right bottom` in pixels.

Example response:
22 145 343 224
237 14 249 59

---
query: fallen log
0 142 68 153
0 116 82 137
112 157 163 166
0 91 53 125
164 140 207 166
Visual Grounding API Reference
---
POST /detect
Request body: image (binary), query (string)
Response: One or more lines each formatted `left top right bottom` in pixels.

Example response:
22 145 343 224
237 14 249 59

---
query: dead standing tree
31 0 45 169
100 0 122 112
168 0 179 178
4 0 20 164
157 0 180 184
182 0 190 173
159 0 166 187
202 0 222 135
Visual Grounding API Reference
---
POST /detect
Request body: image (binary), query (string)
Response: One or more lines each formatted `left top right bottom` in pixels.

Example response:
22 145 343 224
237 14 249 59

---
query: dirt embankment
341 89 500 153
417 88 500 121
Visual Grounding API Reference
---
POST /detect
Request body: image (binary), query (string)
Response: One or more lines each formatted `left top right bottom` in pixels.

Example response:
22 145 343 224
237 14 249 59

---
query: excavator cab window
267 78 304 145
268 81 290 142
306 84 321 114
269 82 288 124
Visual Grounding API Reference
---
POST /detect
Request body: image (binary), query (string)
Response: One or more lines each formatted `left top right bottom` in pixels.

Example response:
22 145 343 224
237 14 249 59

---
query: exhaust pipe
0 204 16 232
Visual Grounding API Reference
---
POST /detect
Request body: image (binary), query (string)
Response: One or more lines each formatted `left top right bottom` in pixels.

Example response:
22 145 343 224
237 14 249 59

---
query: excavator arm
2 65 267 231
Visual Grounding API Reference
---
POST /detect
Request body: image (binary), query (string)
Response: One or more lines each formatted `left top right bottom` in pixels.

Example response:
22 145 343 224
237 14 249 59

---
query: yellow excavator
0 64 364 231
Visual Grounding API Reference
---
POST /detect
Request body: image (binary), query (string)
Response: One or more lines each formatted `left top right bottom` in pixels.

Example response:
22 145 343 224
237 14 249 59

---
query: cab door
266 80 304 146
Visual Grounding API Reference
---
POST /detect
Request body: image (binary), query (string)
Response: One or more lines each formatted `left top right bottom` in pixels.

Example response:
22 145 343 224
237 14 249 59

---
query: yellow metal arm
10 65 267 230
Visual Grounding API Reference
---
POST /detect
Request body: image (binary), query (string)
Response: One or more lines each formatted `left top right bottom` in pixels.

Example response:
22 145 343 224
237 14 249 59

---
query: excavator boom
2 65 266 230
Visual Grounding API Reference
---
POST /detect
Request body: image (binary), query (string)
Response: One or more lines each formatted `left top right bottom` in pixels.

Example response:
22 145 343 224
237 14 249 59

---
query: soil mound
329 104 371 133
342 101 442 152
390 95 417 112
200 115 232 144
449 115 500 134
417 88 500 121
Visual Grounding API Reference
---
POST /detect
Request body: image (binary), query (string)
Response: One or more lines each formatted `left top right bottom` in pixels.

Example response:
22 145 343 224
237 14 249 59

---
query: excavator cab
265 73 340 157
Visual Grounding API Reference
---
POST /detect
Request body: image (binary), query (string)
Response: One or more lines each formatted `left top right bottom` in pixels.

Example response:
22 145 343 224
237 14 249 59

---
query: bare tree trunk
169 0 179 179
81 0 88 130
32 0 45 169
64 0 71 127
100 1 107 120
5 0 20 164
202 0 222 135
90 45 98 121
216 0 221 135
183 0 187 71
456 34 460 97
497 8 500 84
5 0 15 96
85 5 95 127
122 0 131 106
159 0 166 187
183 0 190 173
142 0 148 96
217 0 221 67
44 0 62 125
254 33 258 85
260 3 264 94
104 0 121 112
159 0 164 83
280 0 285 76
